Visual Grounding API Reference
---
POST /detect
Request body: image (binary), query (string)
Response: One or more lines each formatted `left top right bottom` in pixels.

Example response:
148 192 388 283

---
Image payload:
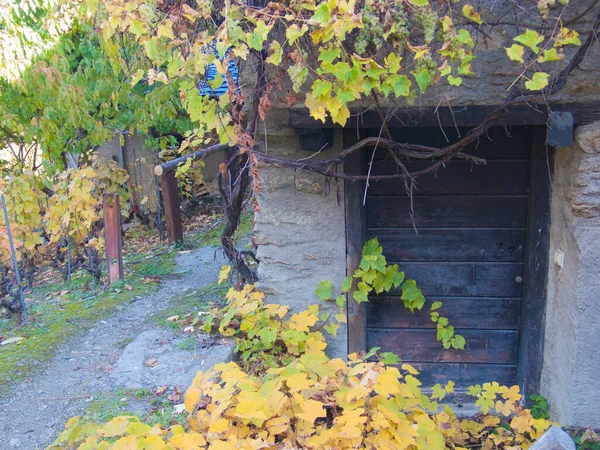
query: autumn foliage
51 281 555 449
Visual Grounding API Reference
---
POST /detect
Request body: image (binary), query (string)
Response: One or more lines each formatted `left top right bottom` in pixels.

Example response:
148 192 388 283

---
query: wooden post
159 171 183 245
103 193 123 283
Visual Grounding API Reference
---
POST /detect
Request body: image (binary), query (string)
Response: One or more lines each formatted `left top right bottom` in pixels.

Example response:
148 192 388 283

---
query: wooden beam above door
290 103 600 129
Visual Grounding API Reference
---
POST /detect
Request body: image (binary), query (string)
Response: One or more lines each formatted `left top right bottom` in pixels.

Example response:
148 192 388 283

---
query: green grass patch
153 282 227 330
175 336 196 351
0 246 178 398
184 211 253 248
80 388 187 430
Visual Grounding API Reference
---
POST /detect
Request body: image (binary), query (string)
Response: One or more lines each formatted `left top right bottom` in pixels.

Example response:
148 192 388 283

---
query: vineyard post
103 193 123 283
1 194 27 323
159 171 183 245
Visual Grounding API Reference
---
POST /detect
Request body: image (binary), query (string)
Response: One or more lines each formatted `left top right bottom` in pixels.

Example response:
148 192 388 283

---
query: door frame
343 126 554 403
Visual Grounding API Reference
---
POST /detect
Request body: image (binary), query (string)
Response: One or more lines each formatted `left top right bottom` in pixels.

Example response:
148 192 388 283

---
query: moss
0 247 178 398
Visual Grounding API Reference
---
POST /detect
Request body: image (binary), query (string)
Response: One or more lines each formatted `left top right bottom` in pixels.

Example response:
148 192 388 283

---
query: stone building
244 1 600 428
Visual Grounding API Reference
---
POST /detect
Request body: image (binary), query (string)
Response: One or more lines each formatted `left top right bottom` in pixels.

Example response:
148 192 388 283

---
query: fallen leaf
1 337 24 346
114 288 122 294
154 386 168 396
167 392 182 402
166 316 180 322
173 404 186 414
125 285 133 291
145 358 159 367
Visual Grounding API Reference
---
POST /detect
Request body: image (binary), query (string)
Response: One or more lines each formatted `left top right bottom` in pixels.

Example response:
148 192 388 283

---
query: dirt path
0 247 232 449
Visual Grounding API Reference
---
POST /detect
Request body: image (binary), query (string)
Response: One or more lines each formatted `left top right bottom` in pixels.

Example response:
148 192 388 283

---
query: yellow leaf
98 416 130 437
111 435 138 450
218 265 231 284
296 398 326 423
145 435 167 449
209 418 230 433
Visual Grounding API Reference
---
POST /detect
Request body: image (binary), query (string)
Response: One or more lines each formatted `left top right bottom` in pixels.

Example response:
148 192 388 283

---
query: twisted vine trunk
218 148 257 283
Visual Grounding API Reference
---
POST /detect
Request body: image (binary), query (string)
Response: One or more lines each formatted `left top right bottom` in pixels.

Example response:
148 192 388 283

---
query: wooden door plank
367 196 528 228
368 160 530 195
367 329 519 364
367 297 521 330
369 229 526 262
387 262 523 297
401 363 518 388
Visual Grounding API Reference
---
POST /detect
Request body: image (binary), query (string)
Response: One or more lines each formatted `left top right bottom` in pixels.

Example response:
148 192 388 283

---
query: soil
0 246 232 449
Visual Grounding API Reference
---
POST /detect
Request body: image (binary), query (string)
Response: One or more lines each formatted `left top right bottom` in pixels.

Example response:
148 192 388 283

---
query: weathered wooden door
364 126 533 389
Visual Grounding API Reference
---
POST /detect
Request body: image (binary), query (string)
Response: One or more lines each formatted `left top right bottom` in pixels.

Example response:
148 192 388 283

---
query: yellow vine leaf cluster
0 157 128 268
84 0 582 152
52 281 555 449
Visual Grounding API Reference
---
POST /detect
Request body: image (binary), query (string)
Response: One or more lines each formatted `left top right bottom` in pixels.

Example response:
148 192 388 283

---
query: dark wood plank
289 104 600 128
368 229 526 262
397 363 518 388
367 127 531 160
368 161 530 195
517 128 553 405
367 297 521 330
367 196 528 228
344 129 368 354
389 262 523 297
160 171 183 244
367 329 519 364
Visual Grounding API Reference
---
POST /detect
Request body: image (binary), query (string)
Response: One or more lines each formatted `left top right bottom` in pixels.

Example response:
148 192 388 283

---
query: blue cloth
198 40 239 97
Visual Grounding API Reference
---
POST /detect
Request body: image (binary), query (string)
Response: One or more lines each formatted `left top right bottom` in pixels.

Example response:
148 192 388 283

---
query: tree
2 0 599 278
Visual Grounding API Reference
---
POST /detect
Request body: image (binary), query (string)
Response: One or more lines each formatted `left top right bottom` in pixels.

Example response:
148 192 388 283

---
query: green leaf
451 334 466 350
315 280 333 300
129 19 145 36
412 67 432 94
246 20 272 51
407 0 429 5
457 29 474 47
431 384 446 400
525 71 549 91
514 29 544 53
352 282 370 303
341 276 353 293
467 385 482 397
335 295 346 308
311 2 331 25
462 5 483 25
324 322 339 336
401 280 425 311
266 41 283 66
363 347 381 360
380 352 401 365
387 74 411 97
505 44 525 63
431 301 442 311
537 48 561 63
286 24 308 45
318 47 340 64
312 79 333 98
447 75 462 86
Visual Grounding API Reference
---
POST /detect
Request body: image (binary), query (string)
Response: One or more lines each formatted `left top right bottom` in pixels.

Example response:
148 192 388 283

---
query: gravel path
0 247 232 449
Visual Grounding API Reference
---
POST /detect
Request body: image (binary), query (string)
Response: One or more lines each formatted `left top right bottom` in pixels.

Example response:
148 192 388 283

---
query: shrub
50 283 555 450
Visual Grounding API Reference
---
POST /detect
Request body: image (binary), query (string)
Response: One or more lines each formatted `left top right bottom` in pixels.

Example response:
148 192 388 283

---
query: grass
175 336 196 351
0 243 178 398
184 212 253 249
153 282 228 330
80 387 187 429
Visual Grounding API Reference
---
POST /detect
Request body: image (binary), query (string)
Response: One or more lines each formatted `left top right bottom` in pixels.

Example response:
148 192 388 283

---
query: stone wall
254 118 348 358
543 121 600 427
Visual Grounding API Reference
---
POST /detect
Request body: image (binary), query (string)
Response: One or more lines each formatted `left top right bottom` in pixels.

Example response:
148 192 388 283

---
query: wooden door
364 126 532 389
